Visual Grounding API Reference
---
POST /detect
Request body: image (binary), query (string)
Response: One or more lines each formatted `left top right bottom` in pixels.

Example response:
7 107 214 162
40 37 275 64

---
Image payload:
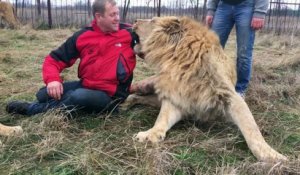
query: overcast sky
8 0 300 9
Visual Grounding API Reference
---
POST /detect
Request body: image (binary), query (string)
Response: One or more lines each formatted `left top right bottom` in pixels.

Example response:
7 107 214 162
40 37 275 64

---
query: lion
0 1 20 29
126 16 287 162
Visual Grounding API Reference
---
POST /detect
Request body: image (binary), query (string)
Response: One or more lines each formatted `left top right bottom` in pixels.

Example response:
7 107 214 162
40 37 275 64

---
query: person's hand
251 17 265 30
205 15 214 27
47 81 63 100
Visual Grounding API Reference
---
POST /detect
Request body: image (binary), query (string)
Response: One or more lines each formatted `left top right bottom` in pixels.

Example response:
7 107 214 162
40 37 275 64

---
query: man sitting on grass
6 0 139 115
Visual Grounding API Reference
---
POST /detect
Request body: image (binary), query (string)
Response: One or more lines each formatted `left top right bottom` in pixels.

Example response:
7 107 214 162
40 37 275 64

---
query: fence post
21 0 25 17
88 0 91 18
267 0 272 31
15 0 18 15
37 0 41 17
47 0 52 28
202 0 207 21
157 0 161 17
274 0 281 34
122 0 130 21
193 0 199 20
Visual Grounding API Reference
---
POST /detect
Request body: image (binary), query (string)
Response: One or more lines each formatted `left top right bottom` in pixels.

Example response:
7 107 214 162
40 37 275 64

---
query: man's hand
47 81 63 100
251 17 265 30
205 15 214 27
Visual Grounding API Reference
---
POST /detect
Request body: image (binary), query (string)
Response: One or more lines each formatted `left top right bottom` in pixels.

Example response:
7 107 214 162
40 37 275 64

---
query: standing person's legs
234 0 255 94
211 1 235 48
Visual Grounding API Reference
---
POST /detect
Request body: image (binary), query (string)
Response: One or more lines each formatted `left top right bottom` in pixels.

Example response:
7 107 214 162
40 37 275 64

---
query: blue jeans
211 0 255 93
27 81 119 115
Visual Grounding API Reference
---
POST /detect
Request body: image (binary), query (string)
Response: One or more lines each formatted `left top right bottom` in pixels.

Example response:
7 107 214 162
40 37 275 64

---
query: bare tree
157 0 161 16
37 0 41 17
88 0 91 17
15 0 18 14
189 0 200 19
145 0 152 18
47 0 52 28
21 0 25 17
202 0 207 21
122 0 130 21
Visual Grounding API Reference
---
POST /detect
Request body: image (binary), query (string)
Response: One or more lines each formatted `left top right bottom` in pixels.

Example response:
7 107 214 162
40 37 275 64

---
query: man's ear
94 12 103 21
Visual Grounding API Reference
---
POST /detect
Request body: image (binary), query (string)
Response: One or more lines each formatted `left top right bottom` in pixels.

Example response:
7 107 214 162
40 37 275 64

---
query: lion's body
146 17 236 121
0 1 19 29
127 16 287 162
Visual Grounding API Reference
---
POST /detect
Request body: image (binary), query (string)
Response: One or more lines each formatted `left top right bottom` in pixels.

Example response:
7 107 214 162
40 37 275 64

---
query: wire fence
8 0 300 35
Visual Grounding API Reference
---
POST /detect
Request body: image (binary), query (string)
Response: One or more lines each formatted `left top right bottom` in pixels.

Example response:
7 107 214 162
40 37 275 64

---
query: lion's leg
122 75 160 109
121 94 161 109
135 100 182 143
130 75 158 95
228 94 287 162
0 123 23 136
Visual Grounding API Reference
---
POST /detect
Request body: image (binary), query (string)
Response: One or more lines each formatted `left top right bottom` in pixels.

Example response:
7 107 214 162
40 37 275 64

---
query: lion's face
133 19 153 58
133 16 182 58
133 19 154 42
133 16 181 41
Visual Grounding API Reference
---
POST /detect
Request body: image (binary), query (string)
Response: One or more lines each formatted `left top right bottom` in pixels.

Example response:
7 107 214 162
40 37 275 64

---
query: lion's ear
165 18 183 44
164 18 181 34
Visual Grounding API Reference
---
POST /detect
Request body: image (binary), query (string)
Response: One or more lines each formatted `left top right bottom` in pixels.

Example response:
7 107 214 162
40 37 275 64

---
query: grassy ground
0 27 299 175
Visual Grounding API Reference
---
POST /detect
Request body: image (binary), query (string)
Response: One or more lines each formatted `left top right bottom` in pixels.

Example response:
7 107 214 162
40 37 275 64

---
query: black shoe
6 101 31 115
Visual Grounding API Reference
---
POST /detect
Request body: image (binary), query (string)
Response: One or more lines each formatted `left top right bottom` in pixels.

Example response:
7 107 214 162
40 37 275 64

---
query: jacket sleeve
254 0 269 19
42 31 83 85
206 0 220 16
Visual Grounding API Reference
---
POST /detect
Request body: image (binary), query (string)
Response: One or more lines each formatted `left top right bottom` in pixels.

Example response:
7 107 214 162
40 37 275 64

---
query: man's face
95 2 120 33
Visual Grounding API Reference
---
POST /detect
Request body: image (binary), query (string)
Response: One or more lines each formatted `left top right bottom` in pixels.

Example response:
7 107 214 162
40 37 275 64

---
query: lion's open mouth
137 52 145 59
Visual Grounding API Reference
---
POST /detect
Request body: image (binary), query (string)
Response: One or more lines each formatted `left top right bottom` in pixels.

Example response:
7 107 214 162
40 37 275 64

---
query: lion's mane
142 17 237 120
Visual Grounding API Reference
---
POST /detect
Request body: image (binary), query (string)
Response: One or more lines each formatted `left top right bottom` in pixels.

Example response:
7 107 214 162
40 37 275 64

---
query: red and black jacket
42 20 139 100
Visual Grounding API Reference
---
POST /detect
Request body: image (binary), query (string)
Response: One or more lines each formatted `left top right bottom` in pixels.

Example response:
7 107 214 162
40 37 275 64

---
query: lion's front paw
134 129 166 143
261 152 288 163
255 146 288 162
276 153 288 162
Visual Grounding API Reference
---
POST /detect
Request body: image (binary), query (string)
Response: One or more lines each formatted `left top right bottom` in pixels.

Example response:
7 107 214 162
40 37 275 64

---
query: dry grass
0 28 299 174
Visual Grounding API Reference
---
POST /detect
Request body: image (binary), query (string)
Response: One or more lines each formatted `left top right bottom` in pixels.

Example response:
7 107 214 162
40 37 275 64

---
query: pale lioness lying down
126 16 287 162
0 123 23 144
0 1 20 29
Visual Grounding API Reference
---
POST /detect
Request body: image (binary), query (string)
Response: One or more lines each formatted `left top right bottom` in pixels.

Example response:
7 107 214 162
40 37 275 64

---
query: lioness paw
134 129 166 143
8 126 23 136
